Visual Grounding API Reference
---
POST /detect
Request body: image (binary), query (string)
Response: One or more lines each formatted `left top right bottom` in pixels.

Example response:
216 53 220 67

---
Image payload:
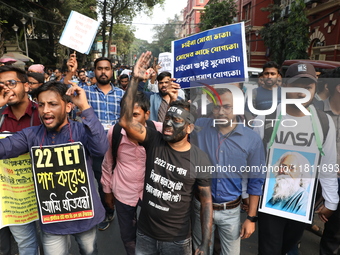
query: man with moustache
192 88 265 255
0 65 41 255
0 80 108 255
252 61 281 111
120 51 213 255
140 71 179 122
65 54 124 230
253 63 338 255
266 152 311 215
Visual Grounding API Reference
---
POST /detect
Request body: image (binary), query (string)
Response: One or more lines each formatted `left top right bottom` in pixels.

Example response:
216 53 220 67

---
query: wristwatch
247 215 258 222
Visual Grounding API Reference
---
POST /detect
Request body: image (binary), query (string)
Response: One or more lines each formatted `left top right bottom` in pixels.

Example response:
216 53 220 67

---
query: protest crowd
0 46 340 255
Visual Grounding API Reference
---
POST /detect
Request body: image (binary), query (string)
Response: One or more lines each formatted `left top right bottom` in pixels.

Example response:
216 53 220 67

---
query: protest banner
30 142 94 224
172 22 248 88
59 11 100 54
0 134 39 228
158 52 173 75
259 143 319 224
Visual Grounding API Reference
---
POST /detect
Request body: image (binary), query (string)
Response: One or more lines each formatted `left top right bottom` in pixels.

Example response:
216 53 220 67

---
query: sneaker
98 221 110 231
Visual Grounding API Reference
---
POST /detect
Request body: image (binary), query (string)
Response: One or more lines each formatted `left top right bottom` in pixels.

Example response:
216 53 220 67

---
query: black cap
285 63 317 84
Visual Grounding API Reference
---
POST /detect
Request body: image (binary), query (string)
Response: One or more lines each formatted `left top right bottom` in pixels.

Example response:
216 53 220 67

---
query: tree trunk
102 0 107 57
107 8 114 59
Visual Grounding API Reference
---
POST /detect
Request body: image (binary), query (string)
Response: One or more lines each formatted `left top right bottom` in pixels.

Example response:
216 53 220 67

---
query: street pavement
68 211 322 255
8 209 322 254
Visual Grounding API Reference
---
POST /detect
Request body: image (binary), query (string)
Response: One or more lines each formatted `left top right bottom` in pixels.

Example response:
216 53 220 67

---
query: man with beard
252 61 281 111
253 63 338 255
27 72 44 100
140 71 179 122
0 65 41 255
120 51 213 255
77 70 87 87
65 54 124 230
118 74 129 91
192 88 265 255
266 152 310 215
0 80 108 254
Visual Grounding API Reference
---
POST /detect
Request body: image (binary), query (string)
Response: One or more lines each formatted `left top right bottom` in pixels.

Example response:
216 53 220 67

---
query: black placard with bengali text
30 142 94 224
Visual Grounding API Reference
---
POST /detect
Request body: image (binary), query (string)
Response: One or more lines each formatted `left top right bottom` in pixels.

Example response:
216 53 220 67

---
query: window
243 3 251 21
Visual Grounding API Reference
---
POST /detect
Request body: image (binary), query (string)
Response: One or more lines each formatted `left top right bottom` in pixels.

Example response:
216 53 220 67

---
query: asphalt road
68 211 322 255
8 209 322 254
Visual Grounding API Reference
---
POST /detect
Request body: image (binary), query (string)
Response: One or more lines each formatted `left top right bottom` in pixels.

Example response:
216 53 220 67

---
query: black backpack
111 120 156 173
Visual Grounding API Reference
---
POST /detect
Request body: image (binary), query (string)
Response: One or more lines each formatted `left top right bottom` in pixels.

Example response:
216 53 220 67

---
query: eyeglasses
28 82 40 86
212 104 233 114
0 80 23 89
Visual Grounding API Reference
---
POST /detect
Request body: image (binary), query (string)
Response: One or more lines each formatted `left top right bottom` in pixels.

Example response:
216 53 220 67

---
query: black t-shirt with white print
139 127 211 241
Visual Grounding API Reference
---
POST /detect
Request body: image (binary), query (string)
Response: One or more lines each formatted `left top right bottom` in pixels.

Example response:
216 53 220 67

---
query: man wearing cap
87 71 96 85
120 51 213 255
253 63 338 255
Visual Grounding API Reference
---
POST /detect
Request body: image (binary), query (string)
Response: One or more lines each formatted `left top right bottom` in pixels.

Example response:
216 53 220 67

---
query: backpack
263 107 329 151
111 120 156 173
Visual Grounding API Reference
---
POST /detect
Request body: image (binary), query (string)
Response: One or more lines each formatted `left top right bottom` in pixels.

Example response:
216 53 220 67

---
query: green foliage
260 0 309 65
0 0 97 66
151 15 179 53
199 0 237 31
111 24 135 63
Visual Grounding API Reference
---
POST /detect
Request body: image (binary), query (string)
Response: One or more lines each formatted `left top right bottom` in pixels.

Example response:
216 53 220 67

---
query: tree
98 0 165 57
110 23 135 63
260 0 309 65
151 15 179 54
0 0 97 67
199 0 237 31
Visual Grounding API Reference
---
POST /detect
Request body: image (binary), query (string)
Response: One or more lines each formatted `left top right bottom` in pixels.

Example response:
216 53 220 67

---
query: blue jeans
135 229 192 255
41 226 97 255
9 222 38 255
192 198 241 255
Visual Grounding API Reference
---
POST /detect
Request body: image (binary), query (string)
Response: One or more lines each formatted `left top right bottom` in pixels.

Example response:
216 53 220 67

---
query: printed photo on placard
259 143 319 224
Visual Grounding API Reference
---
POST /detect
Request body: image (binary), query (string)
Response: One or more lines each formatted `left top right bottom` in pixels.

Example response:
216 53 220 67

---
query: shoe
98 221 110 231
105 211 115 222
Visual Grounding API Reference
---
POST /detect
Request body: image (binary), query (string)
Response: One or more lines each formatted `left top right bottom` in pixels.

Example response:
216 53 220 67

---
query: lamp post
12 24 21 51
27 12 35 38
20 17 29 58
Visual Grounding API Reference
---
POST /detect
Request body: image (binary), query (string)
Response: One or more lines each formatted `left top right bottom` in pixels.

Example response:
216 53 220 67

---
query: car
281 59 340 76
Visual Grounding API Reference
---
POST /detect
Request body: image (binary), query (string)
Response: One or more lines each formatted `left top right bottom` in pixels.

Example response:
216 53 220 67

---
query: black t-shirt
139 127 211 241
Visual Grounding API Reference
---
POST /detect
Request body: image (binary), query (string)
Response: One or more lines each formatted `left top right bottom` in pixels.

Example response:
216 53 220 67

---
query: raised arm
119 51 152 143
64 52 78 85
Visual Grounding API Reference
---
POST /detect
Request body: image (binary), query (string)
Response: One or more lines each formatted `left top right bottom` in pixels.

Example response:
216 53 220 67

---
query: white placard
59 11 100 54
158 52 173 75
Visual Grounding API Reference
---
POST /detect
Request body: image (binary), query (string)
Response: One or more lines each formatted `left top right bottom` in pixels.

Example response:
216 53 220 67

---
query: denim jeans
192 198 241 255
41 226 98 255
135 229 192 255
9 222 38 255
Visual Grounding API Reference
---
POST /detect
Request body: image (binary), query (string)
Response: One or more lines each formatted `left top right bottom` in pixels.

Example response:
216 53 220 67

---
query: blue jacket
0 107 108 235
